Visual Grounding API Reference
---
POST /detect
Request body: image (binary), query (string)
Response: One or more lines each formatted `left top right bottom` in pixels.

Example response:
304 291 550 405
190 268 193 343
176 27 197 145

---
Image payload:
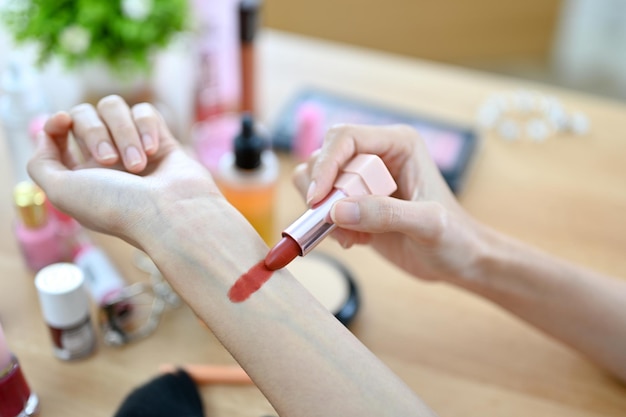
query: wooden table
1 30 625 417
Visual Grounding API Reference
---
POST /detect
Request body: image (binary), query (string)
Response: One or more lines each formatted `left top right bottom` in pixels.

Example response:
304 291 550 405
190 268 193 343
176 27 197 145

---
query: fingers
306 124 415 205
330 196 447 245
70 95 163 173
70 103 119 165
131 102 160 156
292 162 310 199
42 111 85 169
96 95 146 171
43 111 72 152
27 132 69 198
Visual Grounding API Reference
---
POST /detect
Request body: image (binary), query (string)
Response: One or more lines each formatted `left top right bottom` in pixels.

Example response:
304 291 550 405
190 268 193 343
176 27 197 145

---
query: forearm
140 197 436 417
458 226 626 381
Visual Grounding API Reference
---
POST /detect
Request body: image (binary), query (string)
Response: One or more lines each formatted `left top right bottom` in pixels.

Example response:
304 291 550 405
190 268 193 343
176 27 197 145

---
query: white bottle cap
35 263 90 328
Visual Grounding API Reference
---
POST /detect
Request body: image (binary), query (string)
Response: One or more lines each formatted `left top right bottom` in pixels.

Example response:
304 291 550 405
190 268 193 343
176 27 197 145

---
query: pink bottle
13 181 64 272
293 102 324 161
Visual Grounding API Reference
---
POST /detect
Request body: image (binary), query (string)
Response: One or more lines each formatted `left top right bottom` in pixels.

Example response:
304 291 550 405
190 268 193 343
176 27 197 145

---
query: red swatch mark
228 260 275 303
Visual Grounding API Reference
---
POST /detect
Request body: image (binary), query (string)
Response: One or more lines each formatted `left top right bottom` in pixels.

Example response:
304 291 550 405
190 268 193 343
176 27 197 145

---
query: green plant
2 0 189 74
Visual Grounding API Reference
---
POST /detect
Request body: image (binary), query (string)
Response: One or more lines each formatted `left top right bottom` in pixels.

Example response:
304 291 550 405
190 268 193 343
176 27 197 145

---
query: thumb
330 196 447 243
27 131 68 192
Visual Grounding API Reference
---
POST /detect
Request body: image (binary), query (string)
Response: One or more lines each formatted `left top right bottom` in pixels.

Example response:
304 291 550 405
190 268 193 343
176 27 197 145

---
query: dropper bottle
216 113 278 244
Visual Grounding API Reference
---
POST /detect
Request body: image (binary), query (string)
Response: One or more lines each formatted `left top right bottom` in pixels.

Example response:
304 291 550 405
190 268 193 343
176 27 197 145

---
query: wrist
136 194 268 284
456 222 537 298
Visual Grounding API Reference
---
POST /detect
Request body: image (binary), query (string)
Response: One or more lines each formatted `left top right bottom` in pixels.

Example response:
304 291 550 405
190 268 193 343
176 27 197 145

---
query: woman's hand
28 95 221 250
293 124 487 283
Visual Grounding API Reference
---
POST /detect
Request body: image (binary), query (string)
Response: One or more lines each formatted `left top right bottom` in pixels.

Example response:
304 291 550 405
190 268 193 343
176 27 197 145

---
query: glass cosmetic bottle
35 263 97 360
13 182 64 272
216 113 278 244
0 60 48 184
0 323 39 417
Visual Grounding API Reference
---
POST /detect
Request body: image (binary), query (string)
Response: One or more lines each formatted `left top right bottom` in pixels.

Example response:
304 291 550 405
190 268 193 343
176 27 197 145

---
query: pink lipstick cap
333 154 397 197
280 154 397 259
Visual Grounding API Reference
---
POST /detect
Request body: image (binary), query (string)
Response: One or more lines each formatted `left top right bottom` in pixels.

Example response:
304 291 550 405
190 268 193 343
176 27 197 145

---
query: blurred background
1 0 625 122
262 0 626 103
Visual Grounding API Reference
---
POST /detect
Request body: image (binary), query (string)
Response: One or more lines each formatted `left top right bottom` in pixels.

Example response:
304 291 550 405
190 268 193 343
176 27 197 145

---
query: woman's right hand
293 124 488 284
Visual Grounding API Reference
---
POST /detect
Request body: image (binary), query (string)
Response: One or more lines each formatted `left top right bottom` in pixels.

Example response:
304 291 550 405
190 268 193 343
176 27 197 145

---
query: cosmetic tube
73 244 127 306
0 323 39 417
35 263 97 360
265 154 397 270
239 0 260 114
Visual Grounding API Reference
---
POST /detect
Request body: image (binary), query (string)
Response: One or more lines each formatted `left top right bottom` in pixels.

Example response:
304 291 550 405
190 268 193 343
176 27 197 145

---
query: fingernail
332 201 360 225
125 146 142 168
97 142 117 161
141 133 155 152
306 181 317 205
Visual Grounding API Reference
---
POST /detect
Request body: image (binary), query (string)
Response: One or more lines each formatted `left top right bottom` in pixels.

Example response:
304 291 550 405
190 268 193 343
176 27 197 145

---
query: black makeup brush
114 369 204 417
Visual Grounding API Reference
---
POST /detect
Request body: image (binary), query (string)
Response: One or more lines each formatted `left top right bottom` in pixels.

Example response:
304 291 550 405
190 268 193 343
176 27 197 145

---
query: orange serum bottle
216 113 278 244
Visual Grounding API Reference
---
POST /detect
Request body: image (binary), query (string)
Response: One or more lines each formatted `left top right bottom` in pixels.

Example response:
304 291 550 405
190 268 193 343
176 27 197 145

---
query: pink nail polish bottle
13 182 64 272
0 323 39 417
45 202 87 262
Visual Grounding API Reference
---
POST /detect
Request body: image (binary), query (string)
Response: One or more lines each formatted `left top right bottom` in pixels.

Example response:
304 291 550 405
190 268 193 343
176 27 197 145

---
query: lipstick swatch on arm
227 260 274 302
228 238 301 302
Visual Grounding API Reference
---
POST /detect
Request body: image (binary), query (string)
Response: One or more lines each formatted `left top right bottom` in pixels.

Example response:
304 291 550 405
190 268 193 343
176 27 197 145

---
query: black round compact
286 252 359 327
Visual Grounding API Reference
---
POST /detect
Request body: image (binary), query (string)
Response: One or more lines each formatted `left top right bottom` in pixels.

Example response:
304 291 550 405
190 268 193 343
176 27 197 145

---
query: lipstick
265 154 397 270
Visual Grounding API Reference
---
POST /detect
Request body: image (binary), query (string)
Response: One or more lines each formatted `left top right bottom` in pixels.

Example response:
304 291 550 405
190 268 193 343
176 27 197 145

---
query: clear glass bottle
0 60 48 184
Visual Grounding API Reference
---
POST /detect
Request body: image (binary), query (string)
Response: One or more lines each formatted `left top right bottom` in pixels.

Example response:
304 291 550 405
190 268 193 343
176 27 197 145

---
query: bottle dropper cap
234 113 266 170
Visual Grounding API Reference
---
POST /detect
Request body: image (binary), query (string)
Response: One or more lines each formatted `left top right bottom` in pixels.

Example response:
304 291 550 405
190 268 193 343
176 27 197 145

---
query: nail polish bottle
13 182 64 272
0 323 39 417
44 203 84 262
45 203 128 307
34 263 97 360
216 113 278 244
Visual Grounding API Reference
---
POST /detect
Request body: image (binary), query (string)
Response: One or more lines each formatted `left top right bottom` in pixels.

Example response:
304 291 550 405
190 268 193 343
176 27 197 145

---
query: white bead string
477 90 590 141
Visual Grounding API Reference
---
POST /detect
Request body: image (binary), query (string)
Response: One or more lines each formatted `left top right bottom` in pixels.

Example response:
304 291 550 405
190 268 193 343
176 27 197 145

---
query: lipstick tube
265 154 397 270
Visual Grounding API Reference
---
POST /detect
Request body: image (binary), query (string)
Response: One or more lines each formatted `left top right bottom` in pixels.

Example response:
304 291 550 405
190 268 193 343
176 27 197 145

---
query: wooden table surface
1 30 625 417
